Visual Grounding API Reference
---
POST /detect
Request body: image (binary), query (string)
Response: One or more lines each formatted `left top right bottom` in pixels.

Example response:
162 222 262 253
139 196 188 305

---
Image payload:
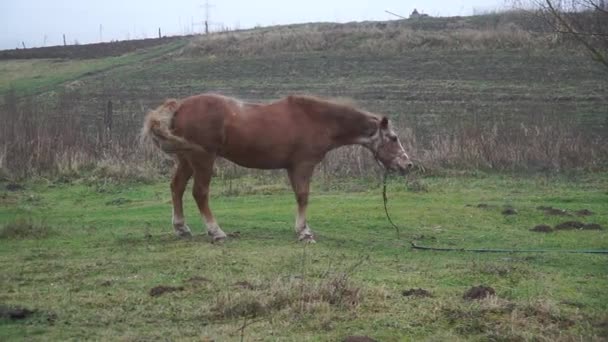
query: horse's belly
219 147 290 170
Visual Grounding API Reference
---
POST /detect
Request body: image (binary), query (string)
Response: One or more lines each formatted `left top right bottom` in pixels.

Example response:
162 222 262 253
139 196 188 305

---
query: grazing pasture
1 12 607 341
1 175 607 340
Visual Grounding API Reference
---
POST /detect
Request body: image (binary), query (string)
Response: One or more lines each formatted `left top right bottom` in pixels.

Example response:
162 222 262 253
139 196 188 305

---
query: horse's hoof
174 223 192 237
175 228 193 238
299 233 316 244
208 231 227 243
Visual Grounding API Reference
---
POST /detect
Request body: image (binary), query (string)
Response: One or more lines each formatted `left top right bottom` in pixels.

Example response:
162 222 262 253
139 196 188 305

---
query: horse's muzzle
393 160 413 176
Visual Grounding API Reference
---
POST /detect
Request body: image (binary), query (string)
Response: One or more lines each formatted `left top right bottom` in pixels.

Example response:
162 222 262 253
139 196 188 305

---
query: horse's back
171 93 328 169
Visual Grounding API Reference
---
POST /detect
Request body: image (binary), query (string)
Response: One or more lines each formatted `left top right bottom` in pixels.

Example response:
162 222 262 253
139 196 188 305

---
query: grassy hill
0 13 606 177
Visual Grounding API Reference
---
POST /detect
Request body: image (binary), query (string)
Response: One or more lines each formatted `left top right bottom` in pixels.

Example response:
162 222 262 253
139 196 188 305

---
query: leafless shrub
0 89 167 180
513 0 608 68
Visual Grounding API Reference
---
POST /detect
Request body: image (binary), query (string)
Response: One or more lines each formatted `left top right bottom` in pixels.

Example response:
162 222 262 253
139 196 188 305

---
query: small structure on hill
410 9 430 19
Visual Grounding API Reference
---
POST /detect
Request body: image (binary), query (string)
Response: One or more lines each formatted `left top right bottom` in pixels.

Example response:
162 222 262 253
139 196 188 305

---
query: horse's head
368 116 413 175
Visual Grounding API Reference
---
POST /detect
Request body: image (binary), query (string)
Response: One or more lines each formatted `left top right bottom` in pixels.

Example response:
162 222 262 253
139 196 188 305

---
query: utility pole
99 24 103 42
201 0 214 34
63 34 67 46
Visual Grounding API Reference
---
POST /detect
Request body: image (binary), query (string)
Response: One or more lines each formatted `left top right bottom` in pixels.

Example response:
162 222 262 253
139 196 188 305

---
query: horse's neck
326 108 376 149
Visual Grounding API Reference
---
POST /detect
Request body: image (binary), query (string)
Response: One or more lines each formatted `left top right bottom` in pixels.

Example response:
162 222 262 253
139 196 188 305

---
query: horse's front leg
288 163 316 243
189 153 227 242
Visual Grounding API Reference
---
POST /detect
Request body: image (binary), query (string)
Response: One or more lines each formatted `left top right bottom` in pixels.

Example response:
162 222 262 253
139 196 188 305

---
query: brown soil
502 208 518 215
582 223 603 230
233 281 254 290
530 224 553 233
537 206 573 216
554 221 585 230
105 198 132 206
463 285 496 300
402 288 433 297
343 336 378 342
0 305 35 320
0 36 186 60
575 209 594 216
545 208 571 216
227 231 241 238
149 285 184 297
477 203 490 208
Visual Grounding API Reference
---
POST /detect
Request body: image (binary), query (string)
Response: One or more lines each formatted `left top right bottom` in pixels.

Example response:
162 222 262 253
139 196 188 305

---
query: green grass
0 39 188 96
1 174 607 340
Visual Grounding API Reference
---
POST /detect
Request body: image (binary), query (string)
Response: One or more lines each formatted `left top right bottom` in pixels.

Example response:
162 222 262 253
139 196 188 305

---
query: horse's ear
380 116 389 129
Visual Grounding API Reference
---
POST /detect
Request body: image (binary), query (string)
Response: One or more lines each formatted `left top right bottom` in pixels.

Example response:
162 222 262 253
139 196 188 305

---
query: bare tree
517 0 608 69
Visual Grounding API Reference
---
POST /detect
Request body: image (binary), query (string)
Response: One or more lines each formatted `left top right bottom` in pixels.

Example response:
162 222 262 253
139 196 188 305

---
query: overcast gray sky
1 0 506 50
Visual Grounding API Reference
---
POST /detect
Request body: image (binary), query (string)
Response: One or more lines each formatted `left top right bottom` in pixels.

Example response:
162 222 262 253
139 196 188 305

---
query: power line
385 10 407 19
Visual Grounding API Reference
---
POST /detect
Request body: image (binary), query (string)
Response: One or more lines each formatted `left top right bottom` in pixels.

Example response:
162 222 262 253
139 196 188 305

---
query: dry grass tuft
210 272 363 321
0 218 54 239
183 19 553 58
439 297 585 340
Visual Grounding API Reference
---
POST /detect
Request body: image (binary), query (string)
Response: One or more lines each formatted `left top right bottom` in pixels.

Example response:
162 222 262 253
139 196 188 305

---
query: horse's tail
141 99 205 154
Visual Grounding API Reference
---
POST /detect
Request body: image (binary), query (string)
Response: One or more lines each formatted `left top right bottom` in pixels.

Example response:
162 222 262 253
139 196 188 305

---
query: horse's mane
286 95 378 120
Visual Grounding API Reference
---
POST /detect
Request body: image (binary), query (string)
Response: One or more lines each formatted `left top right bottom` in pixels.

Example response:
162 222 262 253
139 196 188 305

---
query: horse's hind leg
171 155 193 237
189 153 227 242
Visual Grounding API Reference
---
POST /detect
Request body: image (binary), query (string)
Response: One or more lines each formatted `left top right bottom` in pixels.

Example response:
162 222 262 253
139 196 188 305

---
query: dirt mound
149 285 184 297
539 206 571 216
227 231 241 238
582 223 603 230
105 198 132 206
502 207 518 215
530 224 553 233
402 288 433 298
575 209 594 216
343 336 378 342
233 281 254 290
554 221 585 230
0 305 35 320
463 285 496 300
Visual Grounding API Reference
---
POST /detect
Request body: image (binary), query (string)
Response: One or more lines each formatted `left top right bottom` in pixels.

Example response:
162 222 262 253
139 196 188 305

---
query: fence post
104 100 113 146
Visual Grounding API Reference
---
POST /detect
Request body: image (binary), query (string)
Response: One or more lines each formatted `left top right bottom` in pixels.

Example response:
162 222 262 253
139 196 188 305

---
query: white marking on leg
171 211 192 237
295 210 315 243
295 211 307 233
172 208 184 226
172 209 192 237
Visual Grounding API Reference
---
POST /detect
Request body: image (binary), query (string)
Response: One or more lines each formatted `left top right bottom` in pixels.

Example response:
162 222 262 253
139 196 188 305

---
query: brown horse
142 93 412 243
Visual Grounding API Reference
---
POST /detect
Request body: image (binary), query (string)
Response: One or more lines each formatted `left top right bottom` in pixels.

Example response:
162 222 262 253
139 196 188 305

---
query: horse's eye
389 135 397 142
